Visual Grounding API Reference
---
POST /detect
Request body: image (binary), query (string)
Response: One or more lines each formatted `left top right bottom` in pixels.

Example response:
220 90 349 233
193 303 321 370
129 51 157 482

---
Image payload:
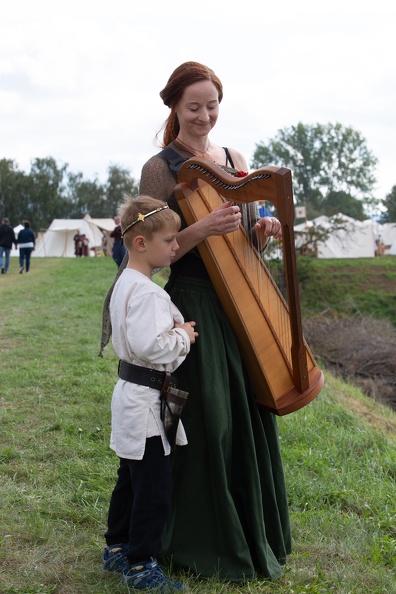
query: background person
17 220 35 274
101 231 109 256
110 215 127 267
0 217 17 274
73 231 83 256
82 234 89 257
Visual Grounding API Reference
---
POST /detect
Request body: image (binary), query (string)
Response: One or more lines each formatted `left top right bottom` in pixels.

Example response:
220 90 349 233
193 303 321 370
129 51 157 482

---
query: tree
28 157 69 229
105 164 139 217
67 173 107 218
251 122 378 218
381 185 396 222
0 157 140 228
0 159 30 226
323 191 365 220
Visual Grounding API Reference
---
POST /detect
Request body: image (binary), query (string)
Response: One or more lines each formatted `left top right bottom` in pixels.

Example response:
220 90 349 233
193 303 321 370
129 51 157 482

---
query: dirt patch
339 391 396 436
304 315 396 414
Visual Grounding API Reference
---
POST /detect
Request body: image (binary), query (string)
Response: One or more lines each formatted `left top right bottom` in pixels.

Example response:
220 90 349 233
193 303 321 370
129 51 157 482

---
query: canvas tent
83 214 115 257
376 222 396 255
84 214 115 232
33 216 113 257
294 213 378 258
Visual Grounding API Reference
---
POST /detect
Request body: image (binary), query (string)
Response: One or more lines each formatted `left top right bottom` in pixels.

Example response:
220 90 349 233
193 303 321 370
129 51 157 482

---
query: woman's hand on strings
171 202 242 259
205 201 242 236
253 216 282 241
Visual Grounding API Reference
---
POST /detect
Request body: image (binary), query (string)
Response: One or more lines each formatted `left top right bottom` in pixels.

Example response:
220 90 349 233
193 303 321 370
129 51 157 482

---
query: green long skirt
163 275 292 581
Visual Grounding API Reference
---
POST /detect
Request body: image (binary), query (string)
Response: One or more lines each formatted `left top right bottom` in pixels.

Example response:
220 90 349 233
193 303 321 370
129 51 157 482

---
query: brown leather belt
118 360 178 390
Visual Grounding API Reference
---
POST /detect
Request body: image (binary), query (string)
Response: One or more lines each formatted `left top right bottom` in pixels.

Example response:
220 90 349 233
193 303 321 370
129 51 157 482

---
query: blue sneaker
122 557 184 591
102 543 129 572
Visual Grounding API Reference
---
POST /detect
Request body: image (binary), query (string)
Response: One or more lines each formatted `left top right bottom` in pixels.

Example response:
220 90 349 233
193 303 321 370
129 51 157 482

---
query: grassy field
0 256 395 594
297 256 396 326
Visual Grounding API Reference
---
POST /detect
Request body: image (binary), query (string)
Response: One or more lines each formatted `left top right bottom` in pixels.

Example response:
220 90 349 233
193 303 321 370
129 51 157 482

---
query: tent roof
48 218 89 231
83 214 114 231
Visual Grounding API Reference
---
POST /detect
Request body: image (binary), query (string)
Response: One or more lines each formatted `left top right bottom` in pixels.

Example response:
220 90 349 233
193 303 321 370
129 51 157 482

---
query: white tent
10 216 115 258
377 222 396 255
84 214 115 232
33 218 108 257
294 213 377 258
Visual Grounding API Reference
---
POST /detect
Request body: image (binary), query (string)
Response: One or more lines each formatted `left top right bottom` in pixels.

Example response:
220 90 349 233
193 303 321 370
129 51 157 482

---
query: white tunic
109 268 190 460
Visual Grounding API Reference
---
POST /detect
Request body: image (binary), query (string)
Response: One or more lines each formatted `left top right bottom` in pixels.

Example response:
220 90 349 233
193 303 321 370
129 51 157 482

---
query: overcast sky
1 0 395 204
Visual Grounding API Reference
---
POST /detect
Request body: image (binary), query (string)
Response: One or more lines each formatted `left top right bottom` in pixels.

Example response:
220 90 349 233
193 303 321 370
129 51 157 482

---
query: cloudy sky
1 0 395 202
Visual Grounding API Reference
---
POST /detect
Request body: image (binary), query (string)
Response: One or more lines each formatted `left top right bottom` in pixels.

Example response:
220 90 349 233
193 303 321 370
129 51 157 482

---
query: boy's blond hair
119 194 181 250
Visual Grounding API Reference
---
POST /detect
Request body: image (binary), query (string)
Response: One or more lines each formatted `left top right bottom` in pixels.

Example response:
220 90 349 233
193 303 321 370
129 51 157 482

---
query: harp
174 157 324 416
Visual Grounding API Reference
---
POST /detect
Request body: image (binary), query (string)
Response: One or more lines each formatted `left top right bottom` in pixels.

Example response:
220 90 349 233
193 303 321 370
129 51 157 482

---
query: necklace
174 137 211 158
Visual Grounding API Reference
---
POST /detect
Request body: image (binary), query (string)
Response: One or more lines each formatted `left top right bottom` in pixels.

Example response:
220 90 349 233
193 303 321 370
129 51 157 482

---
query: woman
137 62 291 582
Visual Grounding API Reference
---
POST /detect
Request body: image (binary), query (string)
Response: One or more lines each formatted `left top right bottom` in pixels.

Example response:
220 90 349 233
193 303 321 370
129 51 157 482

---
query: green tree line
252 122 395 222
0 157 139 231
1 122 395 231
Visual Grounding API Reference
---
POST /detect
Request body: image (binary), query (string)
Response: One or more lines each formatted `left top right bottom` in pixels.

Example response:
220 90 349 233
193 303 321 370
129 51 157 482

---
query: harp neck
176 157 295 224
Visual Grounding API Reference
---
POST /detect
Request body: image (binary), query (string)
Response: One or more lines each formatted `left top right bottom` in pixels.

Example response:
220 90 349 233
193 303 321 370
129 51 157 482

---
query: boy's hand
175 321 198 344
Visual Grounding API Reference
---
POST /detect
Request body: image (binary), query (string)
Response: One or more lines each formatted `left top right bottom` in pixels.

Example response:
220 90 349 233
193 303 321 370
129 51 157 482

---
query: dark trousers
19 247 34 272
105 436 172 563
112 241 127 268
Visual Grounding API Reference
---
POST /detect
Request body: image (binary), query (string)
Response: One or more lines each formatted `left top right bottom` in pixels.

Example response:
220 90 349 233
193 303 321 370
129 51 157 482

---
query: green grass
0 257 395 593
297 256 396 326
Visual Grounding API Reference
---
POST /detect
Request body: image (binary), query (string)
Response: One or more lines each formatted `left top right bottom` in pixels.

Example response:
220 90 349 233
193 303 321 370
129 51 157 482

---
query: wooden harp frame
174 157 324 416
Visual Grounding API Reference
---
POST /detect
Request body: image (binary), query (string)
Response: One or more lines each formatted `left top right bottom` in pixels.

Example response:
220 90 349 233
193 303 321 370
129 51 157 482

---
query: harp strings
226 195 292 368
257 200 292 363
180 160 294 369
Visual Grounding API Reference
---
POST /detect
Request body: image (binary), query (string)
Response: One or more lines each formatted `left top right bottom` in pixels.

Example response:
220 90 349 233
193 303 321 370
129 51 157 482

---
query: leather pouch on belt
160 372 188 451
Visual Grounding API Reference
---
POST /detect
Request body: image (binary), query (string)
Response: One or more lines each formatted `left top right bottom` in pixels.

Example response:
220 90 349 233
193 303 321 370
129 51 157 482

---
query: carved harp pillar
174 157 324 416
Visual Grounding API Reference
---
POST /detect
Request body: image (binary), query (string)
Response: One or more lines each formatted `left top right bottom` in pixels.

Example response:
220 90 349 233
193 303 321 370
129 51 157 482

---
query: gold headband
121 205 169 237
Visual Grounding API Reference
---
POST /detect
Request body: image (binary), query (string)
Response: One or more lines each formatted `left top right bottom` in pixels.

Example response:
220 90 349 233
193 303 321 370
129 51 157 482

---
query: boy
103 194 198 591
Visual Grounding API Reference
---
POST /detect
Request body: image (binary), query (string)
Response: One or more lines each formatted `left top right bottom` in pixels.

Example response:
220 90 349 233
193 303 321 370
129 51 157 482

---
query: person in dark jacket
17 220 35 274
0 218 17 274
110 216 127 267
